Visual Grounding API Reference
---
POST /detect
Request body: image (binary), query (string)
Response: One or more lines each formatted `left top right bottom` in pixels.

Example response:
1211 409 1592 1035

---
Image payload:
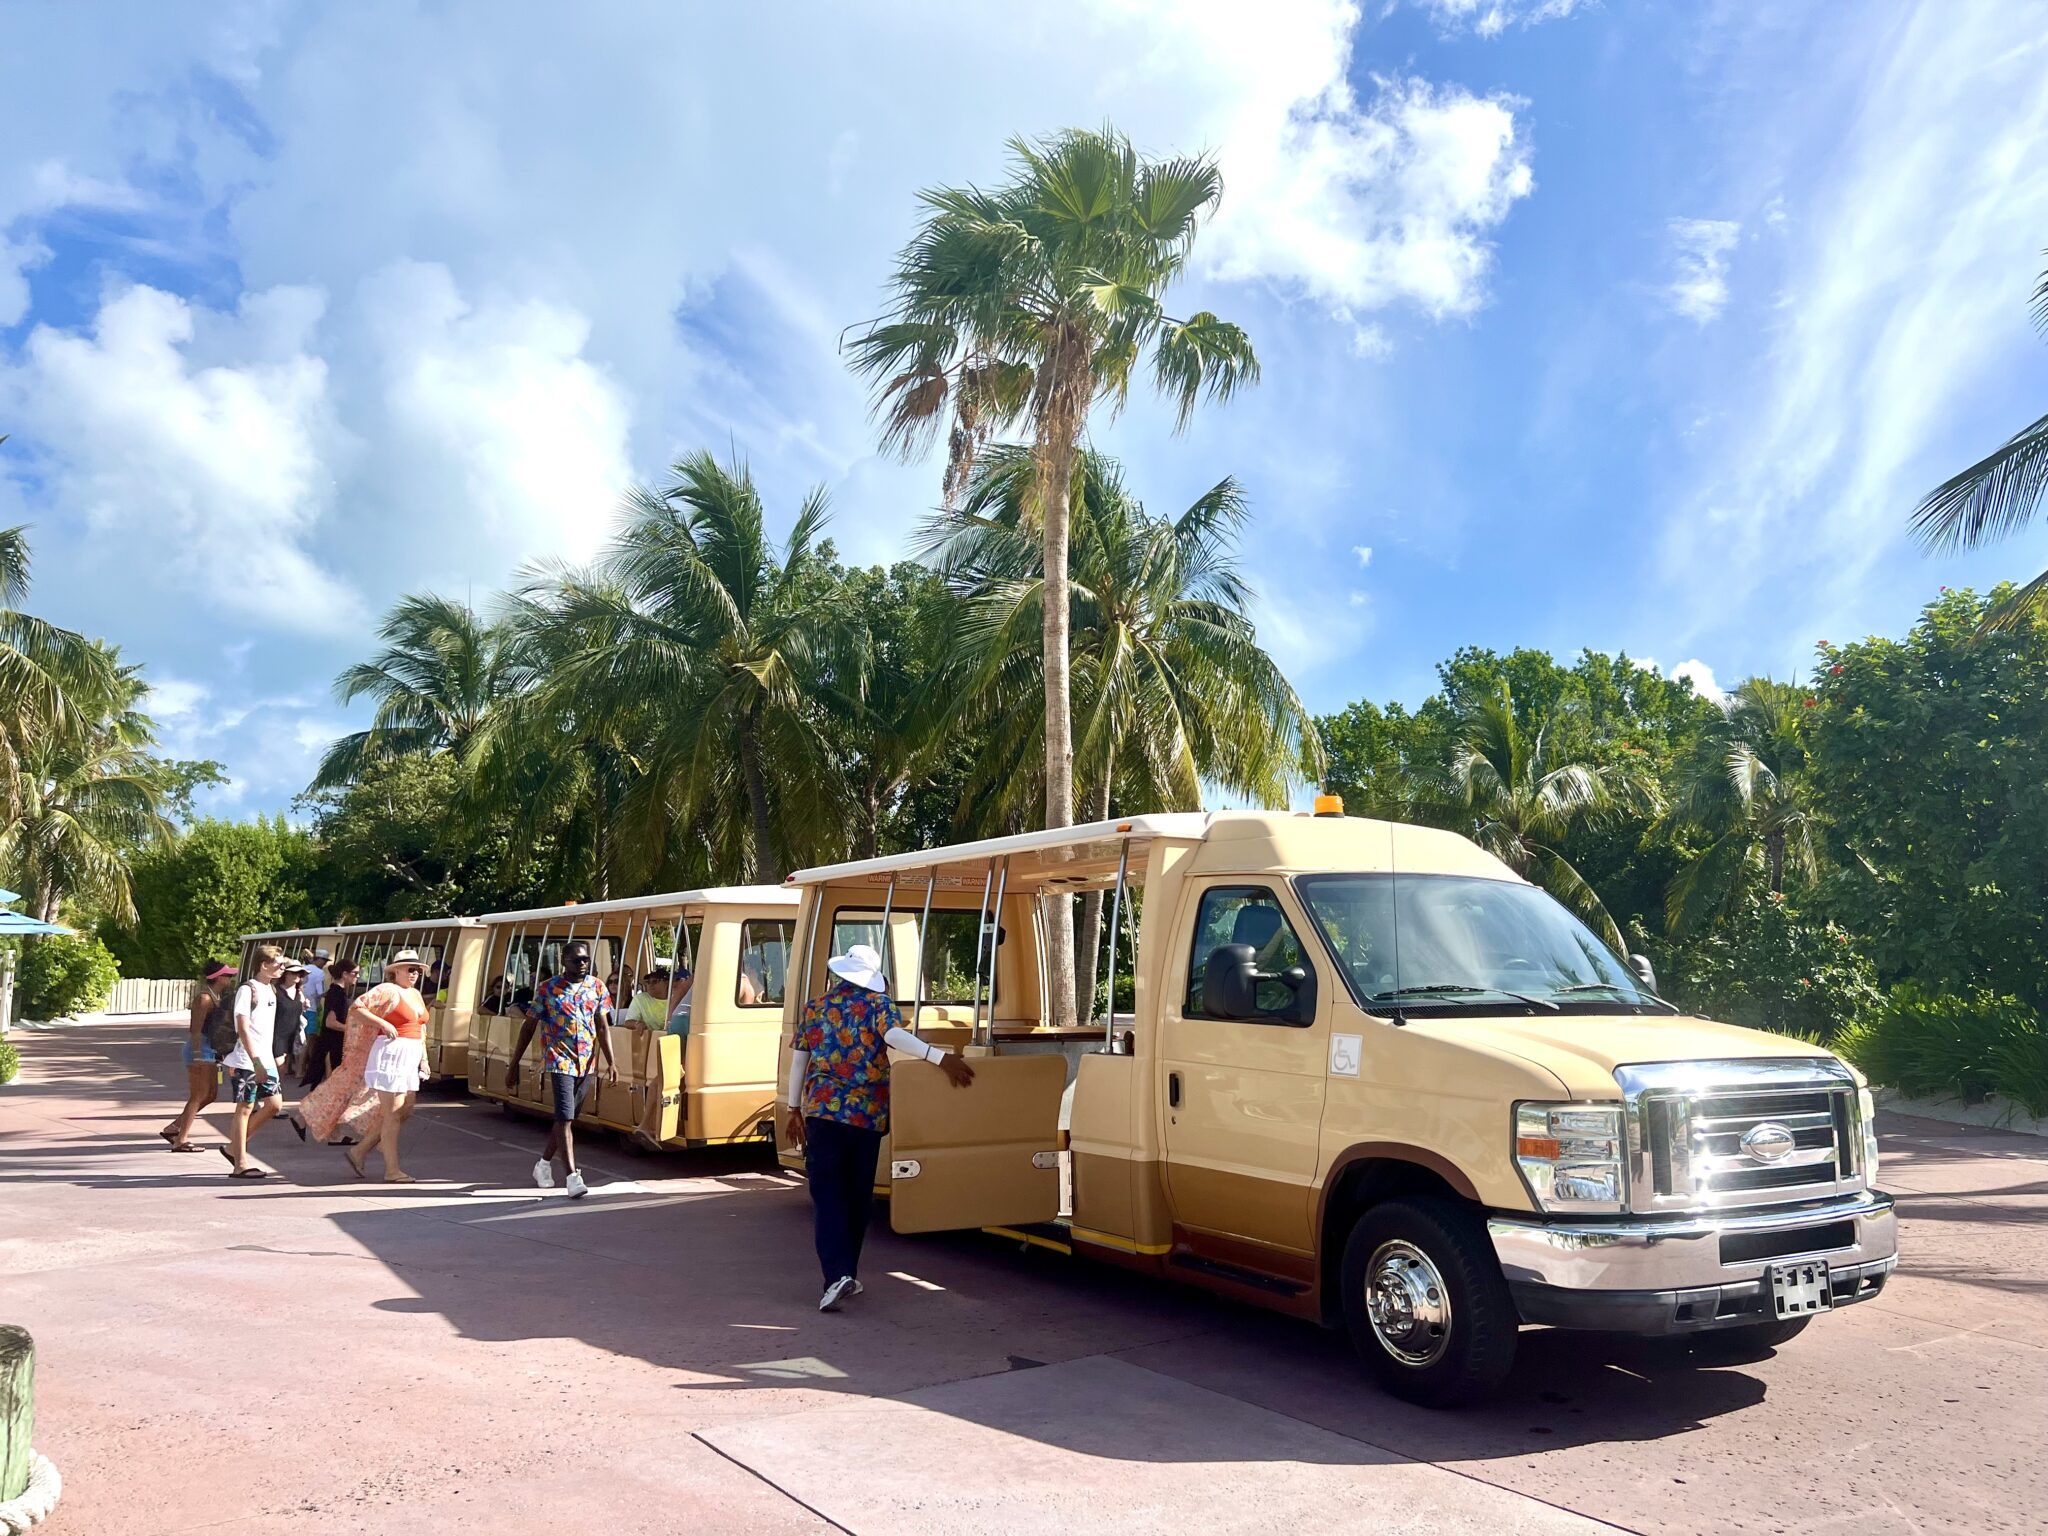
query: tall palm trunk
738 705 779 882
1072 769 1114 1026
1764 827 1786 895
1034 353 1087 1031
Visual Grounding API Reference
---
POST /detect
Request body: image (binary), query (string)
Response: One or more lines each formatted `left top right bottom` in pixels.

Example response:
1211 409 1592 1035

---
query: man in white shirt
223 945 289 1179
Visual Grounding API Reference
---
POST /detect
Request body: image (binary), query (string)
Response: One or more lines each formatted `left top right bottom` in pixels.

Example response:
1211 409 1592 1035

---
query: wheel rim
1364 1239 1452 1368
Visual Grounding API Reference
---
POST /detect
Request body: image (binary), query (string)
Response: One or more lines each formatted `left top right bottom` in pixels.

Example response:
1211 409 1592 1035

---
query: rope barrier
0 1451 59 1532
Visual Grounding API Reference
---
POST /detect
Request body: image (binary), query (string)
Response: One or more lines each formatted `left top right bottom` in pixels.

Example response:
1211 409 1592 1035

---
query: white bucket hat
825 942 887 993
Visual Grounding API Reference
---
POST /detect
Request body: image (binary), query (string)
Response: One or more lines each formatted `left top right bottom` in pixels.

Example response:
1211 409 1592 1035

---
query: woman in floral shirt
784 942 973 1311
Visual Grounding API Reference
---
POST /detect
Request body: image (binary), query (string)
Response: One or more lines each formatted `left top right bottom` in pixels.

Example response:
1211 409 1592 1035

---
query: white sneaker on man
566 1170 588 1200
819 1275 857 1312
532 1158 554 1189
846 1278 864 1299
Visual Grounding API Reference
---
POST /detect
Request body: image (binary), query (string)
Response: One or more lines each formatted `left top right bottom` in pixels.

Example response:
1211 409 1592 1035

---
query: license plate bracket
1769 1258 1833 1318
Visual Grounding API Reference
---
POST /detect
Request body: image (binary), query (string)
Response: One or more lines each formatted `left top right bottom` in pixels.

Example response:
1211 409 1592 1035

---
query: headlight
1515 1102 1626 1212
1858 1087 1880 1181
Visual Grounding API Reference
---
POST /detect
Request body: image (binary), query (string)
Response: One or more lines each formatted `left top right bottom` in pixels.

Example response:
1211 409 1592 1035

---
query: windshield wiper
1550 982 1679 1014
1375 983 1558 1011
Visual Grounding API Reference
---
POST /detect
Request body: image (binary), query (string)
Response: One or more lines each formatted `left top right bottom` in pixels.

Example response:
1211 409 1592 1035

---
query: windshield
1296 873 1662 1013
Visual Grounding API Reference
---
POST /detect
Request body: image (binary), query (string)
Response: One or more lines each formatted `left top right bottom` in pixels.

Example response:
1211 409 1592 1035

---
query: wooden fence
105 978 191 1015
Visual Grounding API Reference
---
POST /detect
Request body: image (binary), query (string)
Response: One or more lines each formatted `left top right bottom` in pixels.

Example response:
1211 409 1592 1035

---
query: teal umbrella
0 889 69 936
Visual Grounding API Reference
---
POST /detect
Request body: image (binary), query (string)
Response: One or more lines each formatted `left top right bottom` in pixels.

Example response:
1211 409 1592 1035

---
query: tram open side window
738 919 791 1008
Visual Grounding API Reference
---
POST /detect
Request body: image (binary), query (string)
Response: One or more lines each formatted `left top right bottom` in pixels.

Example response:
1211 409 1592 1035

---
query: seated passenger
624 963 673 1031
666 962 696 1040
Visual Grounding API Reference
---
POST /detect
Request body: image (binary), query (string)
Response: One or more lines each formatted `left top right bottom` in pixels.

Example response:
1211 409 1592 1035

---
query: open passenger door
888 1054 1066 1234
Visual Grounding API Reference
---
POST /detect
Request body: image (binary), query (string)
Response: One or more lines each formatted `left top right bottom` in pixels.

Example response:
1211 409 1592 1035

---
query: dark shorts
228 1067 281 1107
547 1071 595 1123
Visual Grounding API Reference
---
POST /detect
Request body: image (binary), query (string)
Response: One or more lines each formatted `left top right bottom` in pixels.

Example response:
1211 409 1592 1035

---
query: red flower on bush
1830 664 1844 675
1804 697 1817 708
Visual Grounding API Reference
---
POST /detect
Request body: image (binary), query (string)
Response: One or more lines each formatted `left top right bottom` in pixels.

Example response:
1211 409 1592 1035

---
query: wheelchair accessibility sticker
1329 1033 1361 1078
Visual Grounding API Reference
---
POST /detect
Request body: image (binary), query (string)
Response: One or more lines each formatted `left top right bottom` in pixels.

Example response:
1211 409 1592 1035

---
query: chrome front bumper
1488 1189 1897 1334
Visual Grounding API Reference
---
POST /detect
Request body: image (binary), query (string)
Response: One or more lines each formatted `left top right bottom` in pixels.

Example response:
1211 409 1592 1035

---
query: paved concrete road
2 1018 2042 1535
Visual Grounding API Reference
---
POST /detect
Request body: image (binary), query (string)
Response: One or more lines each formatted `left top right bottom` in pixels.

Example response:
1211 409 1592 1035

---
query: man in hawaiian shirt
783 942 974 1311
507 940 617 1199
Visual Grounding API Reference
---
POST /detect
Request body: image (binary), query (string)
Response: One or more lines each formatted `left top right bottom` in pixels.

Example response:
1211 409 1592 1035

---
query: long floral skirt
298 1018 387 1143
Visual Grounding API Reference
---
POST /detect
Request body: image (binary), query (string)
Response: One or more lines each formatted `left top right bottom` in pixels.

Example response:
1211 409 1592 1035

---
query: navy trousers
804 1115 884 1284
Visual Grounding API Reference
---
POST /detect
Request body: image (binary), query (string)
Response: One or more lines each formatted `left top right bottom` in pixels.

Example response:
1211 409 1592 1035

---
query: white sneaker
565 1170 588 1200
819 1275 856 1312
846 1278 864 1299
532 1159 554 1189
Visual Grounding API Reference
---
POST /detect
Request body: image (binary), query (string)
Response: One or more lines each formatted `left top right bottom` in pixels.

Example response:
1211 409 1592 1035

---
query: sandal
157 1127 178 1145
384 1172 418 1185
345 1149 368 1180
168 1141 204 1153
289 1114 308 1143
227 1166 268 1180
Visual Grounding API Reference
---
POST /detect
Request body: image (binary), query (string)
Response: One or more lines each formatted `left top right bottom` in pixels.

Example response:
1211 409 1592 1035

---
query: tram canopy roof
785 812 1219 894
242 916 480 942
475 886 796 926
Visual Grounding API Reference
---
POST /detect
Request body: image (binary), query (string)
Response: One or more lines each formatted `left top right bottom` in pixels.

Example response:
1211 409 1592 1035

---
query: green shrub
0 1038 17 1085
1836 984 2040 1104
18 934 121 1020
1654 892 1881 1043
1993 1024 2048 1117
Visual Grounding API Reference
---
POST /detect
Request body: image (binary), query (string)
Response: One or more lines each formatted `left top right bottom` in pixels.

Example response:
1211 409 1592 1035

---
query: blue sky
2 0 2044 817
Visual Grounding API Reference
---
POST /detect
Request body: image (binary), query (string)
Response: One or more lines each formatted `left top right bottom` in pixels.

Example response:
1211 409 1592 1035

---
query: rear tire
1340 1197 1519 1408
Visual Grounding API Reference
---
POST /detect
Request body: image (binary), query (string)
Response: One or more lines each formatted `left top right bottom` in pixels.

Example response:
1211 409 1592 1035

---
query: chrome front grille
1618 1059 1865 1213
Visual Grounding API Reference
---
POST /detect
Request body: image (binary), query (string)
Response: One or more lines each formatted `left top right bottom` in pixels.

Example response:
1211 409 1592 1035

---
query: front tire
1340 1197 1520 1407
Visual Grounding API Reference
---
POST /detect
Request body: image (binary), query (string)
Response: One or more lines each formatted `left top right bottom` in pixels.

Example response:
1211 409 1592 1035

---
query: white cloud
0 236 47 328
28 158 147 213
1348 589 1370 607
1352 544 1374 566
146 675 210 721
1202 67 1536 326
3 282 349 632
358 261 633 568
1657 2 2048 649
1419 0 1590 38
1666 217 1741 324
1668 658 1724 704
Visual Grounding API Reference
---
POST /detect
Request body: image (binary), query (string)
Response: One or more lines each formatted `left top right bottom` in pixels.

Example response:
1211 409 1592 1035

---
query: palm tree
923 445 1321 1013
1912 254 2048 628
0 525 121 812
850 126 1261 1025
0 645 175 925
1446 683 1657 954
520 451 853 883
311 594 512 789
1664 678 1820 933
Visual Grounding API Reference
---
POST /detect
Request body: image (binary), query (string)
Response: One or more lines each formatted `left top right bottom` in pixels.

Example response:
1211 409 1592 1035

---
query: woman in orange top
291 958 382 1147
347 949 431 1184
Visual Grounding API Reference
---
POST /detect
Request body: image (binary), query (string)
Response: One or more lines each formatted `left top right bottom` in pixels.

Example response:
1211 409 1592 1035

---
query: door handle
1168 1072 1181 1109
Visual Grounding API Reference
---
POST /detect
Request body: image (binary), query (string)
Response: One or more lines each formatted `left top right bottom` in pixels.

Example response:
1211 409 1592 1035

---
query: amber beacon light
1313 792 1345 817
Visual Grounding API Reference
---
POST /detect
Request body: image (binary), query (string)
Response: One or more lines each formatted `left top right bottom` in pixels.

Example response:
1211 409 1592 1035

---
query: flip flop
157 1127 178 1145
217 1146 234 1166
384 1173 418 1185
227 1167 268 1180
345 1149 368 1180
289 1115 308 1142
168 1141 204 1153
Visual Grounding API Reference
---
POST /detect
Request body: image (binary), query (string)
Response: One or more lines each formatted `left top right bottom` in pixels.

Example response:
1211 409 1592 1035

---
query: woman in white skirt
346 948 431 1184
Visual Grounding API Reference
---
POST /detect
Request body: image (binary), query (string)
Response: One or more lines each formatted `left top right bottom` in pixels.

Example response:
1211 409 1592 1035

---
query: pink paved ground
2 1016 2043 1534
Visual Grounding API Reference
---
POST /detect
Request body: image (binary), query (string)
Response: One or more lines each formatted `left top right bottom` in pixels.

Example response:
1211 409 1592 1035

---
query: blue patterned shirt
794 980 904 1131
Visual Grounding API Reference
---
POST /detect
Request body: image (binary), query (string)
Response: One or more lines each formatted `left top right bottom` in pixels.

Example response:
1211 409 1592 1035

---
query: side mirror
1201 946 1316 1024
1628 953 1658 992
1201 944 1260 1019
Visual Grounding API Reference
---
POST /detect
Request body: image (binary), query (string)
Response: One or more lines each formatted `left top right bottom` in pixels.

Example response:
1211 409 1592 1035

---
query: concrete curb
1876 1087 2048 1138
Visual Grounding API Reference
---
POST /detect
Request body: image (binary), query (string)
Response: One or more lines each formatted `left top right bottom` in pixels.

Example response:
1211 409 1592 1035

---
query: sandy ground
2 1015 2044 1535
